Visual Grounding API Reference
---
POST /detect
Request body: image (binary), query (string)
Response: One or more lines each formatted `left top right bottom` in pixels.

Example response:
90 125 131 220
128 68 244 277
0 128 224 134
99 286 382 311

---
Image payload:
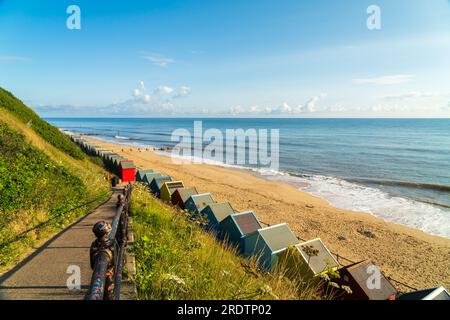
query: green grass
0 88 84 160
131 184 325 300
0 88 110 272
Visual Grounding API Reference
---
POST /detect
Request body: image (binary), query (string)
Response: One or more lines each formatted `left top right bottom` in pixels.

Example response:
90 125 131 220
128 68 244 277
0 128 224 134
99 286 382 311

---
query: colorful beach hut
171 187 198 209
119 160 136 183
135 169 154 182
244 223 299 272
200 202 235 232
184 193 216 214
398 286 450 300
336 260 397 300
143 172 163 186
280 238 339 281
160 181 185 202
149 176 173 196
219 211 262 251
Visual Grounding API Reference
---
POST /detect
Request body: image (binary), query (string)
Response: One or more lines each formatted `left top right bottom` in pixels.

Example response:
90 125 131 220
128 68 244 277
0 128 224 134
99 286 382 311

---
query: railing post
86 221 115 300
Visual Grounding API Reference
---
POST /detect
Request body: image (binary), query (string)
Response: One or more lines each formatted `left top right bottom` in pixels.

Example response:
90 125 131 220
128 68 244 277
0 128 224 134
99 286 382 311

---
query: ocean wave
265 173 450 238
115 135 130 140
346 178 450 193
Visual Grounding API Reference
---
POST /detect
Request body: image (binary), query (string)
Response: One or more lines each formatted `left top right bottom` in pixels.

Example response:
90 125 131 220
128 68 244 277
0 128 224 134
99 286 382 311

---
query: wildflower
258 285 279 300
221 270 231 277
163 273 186 287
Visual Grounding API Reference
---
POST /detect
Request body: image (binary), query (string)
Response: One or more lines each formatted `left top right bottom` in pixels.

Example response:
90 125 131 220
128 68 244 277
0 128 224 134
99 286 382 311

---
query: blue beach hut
219 211 262 252
200 202 235 233
149 176 173 196
184 193 216 214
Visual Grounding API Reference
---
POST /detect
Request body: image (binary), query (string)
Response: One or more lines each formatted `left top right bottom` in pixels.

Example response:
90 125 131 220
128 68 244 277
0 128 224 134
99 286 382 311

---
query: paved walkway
0 189 121 300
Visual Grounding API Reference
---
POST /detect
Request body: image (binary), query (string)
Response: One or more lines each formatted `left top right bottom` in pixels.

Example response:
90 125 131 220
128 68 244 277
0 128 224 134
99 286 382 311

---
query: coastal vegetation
130 184 327 300
0 88 84 160
0 88 109 272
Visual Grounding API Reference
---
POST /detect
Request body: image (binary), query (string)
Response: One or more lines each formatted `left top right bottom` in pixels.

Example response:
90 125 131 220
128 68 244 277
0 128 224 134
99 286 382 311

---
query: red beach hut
119 160 136 183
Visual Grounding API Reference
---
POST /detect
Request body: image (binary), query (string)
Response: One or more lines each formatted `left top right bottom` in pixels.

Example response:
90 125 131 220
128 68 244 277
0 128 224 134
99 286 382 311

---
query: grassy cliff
0 88 109 272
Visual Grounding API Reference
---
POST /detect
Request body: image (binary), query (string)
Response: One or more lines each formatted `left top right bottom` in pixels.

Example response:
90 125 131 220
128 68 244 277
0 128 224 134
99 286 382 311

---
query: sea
46 118 450 239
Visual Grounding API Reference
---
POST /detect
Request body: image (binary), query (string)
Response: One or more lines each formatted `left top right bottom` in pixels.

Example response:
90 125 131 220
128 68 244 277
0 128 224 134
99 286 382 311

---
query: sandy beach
86 137 450 291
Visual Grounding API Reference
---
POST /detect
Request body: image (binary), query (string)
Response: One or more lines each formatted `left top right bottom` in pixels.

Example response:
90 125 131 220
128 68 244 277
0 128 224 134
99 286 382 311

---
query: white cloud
174 86 191 98
381 91 444 101
154 86 174 95
229 94 327 116
353 74 414 85
142 54 175 67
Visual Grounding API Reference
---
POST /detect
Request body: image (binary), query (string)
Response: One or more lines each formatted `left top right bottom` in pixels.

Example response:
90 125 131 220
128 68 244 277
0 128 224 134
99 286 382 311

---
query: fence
86 184 132 300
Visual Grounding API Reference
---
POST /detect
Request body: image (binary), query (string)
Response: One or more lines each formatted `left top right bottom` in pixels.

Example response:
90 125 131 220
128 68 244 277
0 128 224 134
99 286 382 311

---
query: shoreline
85 136 450 290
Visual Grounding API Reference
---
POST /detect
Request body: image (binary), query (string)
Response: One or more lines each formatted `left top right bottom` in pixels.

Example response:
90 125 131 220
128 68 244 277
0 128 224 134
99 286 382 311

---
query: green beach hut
136 169 154 182
244 223 299 272
160 181 185 202
143 172 163 186
200 202 235 232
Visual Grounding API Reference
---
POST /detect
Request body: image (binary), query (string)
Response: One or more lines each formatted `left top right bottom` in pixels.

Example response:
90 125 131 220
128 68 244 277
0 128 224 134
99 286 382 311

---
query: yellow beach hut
160 181 185 202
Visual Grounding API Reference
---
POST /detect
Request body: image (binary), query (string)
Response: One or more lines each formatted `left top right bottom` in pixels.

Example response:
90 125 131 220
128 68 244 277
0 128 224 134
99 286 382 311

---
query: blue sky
1 0 450 117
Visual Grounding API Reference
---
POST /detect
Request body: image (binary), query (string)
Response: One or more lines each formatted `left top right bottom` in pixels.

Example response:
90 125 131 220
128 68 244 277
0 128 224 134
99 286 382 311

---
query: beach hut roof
256 223 299 253
120 161 136 169
137 169 154 180
201 202 235 224
154 176 173 189
295 238 339 275
340 260 397 300
398 286 450 301
174 188 198 203
163 181 185 194
143 172 163 184
229 211 261 235
191 193 215 205
186 193 216 212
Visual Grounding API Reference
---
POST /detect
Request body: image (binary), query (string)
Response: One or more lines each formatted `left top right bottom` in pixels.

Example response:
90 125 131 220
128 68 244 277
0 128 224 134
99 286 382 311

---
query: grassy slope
0 88 84 159
131 184 326 300
0 88 110 272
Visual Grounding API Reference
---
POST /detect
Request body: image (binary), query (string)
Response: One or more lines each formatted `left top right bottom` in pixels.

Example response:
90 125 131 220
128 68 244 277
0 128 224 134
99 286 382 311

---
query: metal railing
86 183 132 300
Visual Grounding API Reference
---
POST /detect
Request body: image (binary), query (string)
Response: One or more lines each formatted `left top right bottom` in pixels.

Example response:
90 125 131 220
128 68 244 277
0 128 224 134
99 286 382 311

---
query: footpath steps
0 189 121 300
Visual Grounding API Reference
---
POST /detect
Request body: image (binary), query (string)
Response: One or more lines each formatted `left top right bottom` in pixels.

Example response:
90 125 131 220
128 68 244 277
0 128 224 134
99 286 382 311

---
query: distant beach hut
336 260 397 300
244 223 299 272
184 193 216 214
119 160 136 183
171 187 198 209
200 202 235 232
136 169 154 182
143 172 163 187
219 211 262 251
398 286 450 301
279 238 339 281
149 176 173 196
160 181 185 202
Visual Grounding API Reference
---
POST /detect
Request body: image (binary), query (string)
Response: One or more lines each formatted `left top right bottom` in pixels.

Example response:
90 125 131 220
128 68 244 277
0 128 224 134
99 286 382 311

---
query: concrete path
0 189 121 300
